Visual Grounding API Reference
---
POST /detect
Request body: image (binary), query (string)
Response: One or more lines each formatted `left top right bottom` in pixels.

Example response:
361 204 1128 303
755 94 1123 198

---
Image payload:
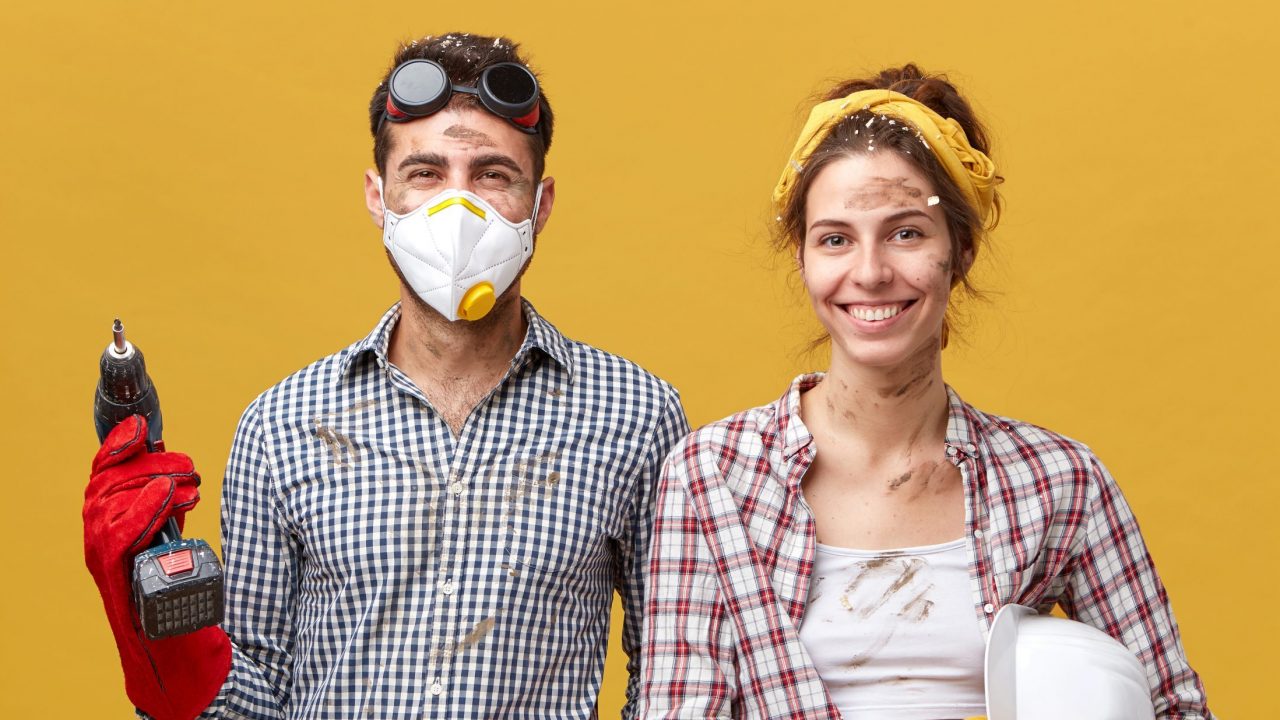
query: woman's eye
820 234 848 247
892 228 922 242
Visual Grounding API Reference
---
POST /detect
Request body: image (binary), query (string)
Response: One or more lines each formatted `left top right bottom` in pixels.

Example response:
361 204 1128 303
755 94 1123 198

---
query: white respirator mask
377 178 541 322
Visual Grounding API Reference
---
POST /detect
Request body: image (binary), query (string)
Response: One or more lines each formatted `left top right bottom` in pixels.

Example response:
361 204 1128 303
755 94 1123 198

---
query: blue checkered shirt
196 301 689 719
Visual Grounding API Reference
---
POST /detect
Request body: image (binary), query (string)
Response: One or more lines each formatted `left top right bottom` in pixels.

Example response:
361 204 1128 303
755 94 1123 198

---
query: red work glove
83 415 231 720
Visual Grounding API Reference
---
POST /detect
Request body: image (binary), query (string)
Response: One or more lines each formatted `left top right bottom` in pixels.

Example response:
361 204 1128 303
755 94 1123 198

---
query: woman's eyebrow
882 208 933 224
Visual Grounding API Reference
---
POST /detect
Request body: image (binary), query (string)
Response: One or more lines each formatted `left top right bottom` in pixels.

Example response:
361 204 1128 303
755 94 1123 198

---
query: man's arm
1059 455 1213 720
616 386 690 719
83 415 231 720
195 401 298 719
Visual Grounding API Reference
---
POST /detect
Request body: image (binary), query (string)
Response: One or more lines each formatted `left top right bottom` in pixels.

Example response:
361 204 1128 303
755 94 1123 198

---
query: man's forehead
387 108 534 172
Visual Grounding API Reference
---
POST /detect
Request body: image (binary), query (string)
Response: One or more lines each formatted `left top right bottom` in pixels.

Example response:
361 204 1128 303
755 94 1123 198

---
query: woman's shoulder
663 377 812 494
952 391 1110 487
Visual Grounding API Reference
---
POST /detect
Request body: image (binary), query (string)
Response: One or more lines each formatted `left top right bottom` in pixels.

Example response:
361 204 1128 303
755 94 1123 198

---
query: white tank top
798 538 986 719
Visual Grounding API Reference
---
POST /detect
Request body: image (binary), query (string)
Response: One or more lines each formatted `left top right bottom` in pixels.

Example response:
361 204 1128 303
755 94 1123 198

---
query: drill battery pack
132 538 224 639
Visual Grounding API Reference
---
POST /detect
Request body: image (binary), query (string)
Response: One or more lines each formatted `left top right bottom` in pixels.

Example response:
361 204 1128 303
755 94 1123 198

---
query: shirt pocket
495 450 613 576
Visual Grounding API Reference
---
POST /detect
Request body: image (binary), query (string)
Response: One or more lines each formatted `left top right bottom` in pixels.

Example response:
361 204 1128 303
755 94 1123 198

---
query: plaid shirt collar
334 298 576 385
776 373 983 473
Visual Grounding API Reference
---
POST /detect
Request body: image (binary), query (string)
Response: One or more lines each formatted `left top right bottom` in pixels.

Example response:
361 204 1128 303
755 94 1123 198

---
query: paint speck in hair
927 195 940 206
791 160 803 172
888 119 896 125
865 117 875 128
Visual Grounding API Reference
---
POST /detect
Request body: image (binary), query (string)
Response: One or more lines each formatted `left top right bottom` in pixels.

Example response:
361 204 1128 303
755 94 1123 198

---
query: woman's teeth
848 304 902 322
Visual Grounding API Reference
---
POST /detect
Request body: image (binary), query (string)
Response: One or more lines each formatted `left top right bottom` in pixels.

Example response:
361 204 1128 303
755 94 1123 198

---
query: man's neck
387 284 528 431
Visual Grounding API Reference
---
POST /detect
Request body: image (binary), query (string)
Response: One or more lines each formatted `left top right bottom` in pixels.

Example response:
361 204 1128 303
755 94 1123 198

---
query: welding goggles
383 59 543 135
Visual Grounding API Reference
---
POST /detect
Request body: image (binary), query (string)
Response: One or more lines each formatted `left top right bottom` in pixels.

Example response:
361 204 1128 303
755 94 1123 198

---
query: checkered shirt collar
334 298 575 384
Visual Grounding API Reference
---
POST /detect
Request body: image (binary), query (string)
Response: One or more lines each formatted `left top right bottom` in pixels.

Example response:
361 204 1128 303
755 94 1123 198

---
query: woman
637 66 1211 719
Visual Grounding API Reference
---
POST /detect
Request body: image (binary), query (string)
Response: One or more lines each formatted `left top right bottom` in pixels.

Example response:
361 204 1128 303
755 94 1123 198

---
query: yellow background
1 0 1273 716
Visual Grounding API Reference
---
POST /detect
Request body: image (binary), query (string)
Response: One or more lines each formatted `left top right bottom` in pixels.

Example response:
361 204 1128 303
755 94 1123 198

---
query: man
84 32 689 719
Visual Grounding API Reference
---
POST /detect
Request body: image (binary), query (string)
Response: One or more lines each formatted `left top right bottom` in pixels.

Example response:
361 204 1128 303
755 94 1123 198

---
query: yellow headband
772 89 998 225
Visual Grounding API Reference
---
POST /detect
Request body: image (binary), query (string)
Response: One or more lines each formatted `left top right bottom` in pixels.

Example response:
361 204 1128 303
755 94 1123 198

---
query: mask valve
458 281 496 320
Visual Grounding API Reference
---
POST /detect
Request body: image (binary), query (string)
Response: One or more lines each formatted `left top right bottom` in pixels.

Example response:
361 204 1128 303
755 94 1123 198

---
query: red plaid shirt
638 374 1211 719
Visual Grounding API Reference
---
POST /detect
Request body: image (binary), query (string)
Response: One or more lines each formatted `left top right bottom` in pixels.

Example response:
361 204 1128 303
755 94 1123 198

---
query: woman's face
800 152 962 371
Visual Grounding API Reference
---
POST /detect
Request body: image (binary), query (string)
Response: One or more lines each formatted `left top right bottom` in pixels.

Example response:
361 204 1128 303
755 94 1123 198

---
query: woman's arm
1059 455 1213 719
637 450 740 719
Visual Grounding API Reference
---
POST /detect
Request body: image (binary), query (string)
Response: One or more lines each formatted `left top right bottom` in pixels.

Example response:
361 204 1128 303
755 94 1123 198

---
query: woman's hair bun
822 63 990 156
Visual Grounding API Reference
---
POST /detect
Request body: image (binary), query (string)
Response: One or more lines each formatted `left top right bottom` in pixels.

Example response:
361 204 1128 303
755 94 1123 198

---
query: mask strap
375 176 388 213
530 180 544 231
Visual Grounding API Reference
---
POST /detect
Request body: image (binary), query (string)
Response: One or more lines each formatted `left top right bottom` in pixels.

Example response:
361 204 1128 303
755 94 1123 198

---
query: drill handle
156 518 183 546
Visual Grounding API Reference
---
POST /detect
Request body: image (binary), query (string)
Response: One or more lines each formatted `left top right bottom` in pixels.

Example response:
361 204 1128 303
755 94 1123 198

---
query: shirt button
983 603 995 614
965 443 977 453
441 580 454 595
449 481 464 495
974 529 984 539
430 682 443 696
946 445 958 456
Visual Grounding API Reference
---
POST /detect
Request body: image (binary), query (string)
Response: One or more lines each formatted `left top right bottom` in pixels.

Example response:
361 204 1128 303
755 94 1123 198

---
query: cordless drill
94 319 224 639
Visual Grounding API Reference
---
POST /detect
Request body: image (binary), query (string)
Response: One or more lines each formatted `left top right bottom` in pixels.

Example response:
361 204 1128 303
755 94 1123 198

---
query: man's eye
480 171 509 182
411 170 440 180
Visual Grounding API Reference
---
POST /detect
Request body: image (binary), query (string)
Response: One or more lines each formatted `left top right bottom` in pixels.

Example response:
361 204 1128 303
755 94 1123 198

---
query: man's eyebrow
397 151 449 172
469 153 525 177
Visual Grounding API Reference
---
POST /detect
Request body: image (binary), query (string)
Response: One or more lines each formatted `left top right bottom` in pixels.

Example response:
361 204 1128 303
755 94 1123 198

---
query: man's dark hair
368 33 555 180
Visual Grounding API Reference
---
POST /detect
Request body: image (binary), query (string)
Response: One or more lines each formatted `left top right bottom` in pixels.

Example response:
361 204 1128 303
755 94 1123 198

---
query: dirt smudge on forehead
844 177 924 211
443 124 496 147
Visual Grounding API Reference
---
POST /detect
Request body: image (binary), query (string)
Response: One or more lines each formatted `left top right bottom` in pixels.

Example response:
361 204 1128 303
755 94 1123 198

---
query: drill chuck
95 319 163 447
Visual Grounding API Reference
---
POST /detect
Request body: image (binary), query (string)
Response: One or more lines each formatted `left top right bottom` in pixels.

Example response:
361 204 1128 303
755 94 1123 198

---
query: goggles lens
387 60 450 117
480 63 539 117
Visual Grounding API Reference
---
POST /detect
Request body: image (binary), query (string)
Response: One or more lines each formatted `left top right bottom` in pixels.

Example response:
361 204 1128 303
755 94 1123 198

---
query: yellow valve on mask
457 281 496 321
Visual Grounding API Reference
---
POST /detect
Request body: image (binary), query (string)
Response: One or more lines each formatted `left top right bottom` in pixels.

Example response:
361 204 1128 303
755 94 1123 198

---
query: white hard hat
984 604 1155 720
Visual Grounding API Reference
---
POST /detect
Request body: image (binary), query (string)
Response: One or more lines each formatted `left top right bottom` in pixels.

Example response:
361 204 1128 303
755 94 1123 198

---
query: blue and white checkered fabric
196 301 688 719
